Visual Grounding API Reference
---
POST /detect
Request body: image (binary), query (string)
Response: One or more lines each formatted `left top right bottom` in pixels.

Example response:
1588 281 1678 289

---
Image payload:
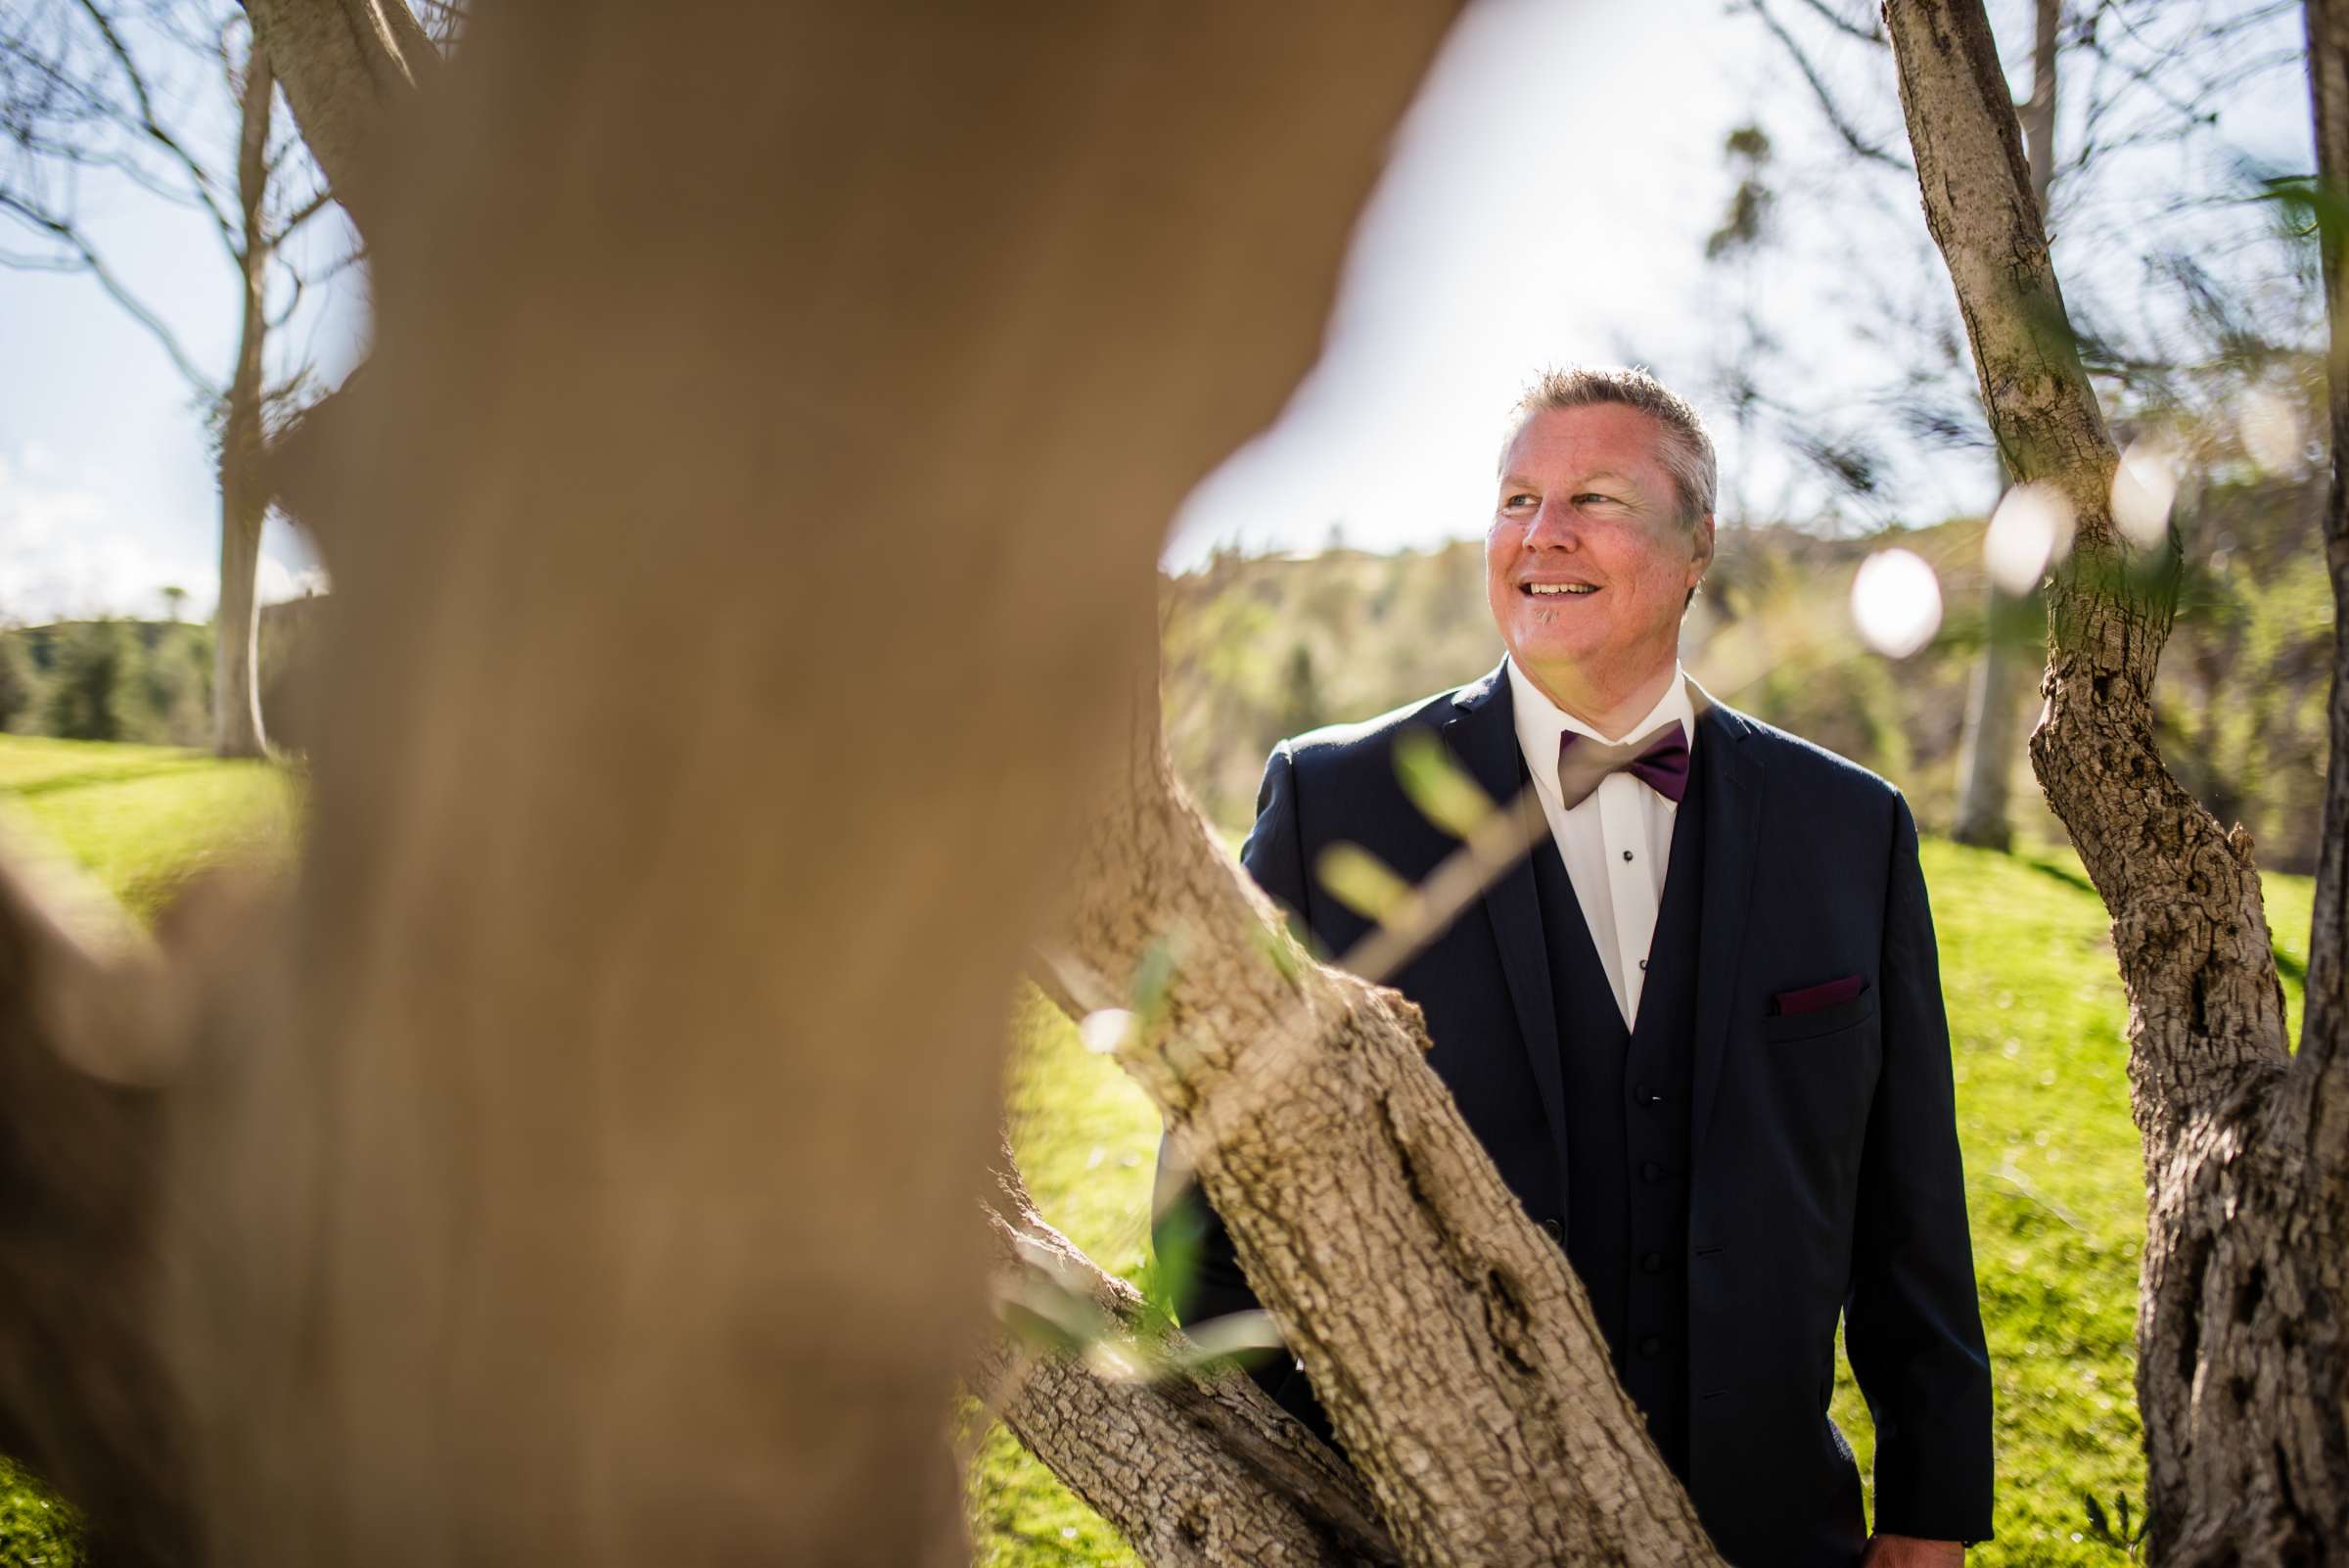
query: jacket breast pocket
1760 987 1877 1044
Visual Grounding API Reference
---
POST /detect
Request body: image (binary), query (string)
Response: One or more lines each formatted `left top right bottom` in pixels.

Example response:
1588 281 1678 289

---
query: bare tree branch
0 188 219 395
1741 0 1911 169
71 0 239 252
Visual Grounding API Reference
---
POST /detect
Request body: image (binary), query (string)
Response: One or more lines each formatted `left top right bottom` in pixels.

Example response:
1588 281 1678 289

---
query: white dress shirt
1506 657 1698 1031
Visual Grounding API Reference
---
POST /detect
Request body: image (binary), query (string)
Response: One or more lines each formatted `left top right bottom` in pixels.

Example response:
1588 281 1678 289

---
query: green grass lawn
0 732 2316 1568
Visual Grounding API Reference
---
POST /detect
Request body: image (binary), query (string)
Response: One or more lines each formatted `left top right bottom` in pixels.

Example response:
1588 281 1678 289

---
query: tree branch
980 1158 1400 1568
1745 0 1912 169
72 0 239 253
0 189 219 395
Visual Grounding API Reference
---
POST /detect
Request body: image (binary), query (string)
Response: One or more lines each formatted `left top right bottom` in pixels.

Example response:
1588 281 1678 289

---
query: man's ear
1689 512 1717 582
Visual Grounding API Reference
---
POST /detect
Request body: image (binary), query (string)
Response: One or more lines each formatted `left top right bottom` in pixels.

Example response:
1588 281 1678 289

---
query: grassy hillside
0 734 2320 1568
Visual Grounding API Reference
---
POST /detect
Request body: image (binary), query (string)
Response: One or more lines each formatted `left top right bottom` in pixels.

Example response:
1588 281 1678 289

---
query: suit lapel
1440 660 1569 1170
1682 678 1764 1167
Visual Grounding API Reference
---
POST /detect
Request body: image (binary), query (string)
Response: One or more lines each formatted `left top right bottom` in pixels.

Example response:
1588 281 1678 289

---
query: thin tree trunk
1951 0 2058 852
1889 3 2347 1562
0 3 1455 1564
1049 678 1726 1568
211 40 272 760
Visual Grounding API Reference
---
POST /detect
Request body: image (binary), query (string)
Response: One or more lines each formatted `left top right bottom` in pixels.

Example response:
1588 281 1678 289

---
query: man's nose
1523 497 1582 548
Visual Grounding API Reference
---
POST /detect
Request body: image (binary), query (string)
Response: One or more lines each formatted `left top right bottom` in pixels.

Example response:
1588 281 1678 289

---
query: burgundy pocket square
1770 975 1865 1016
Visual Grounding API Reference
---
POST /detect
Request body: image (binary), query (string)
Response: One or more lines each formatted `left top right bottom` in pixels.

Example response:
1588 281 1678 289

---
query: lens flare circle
1851 547 1943 660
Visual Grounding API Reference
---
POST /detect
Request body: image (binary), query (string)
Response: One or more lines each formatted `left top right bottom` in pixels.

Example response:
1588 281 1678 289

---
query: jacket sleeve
1843 791 1996 1543
1151 741 1311 1403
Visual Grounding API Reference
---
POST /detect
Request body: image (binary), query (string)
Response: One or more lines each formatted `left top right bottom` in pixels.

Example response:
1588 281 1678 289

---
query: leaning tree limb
1888 2 2347 1561
1044 688 1725 1568
980 1159 1401 1568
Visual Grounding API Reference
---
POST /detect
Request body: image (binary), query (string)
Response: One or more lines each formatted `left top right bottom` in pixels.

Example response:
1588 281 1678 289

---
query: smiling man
1158 367 1994 1568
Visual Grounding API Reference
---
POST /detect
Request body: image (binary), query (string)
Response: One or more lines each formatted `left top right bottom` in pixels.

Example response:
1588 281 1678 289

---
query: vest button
1541 1218 1563 1242
1641 1161 1665 1182
1637 1334 1664 1360
1640 1250 1666 1274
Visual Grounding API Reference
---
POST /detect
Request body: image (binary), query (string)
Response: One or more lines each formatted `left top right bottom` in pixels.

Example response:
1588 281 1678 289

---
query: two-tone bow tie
1556 719 1690 810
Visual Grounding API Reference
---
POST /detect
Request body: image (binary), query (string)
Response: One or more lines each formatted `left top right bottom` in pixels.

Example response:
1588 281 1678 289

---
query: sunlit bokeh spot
2110 440 2181 549
1078 1008 1137 1055
1850 547 1943 660
1982 482 2076 595
2239 386 2304 473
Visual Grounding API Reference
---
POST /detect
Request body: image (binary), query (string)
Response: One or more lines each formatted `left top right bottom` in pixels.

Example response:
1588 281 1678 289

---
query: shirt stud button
1622 849 1635 862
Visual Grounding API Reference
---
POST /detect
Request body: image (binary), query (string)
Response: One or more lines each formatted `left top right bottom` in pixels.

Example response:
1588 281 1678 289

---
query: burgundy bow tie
1556 718 1690 810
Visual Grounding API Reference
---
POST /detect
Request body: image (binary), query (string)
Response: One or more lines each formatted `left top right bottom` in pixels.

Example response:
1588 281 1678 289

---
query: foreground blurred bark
0 2 1452 1564
1891 0 2347 1560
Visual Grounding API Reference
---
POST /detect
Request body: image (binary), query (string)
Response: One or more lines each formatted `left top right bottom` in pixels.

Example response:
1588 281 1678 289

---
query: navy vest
1528 751 1707 1480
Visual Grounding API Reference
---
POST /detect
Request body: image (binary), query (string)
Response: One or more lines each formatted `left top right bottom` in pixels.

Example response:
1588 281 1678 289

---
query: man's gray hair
1501 366 1718 528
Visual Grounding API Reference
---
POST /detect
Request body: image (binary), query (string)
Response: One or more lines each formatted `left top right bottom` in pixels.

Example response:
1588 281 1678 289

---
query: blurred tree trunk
1950 0 2060 852
212 42 272 760
1892 1 2349 1562
0 3 1456 1565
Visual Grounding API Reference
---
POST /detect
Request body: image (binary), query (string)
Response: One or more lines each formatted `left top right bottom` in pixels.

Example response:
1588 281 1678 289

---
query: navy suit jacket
1157 658 1994 1567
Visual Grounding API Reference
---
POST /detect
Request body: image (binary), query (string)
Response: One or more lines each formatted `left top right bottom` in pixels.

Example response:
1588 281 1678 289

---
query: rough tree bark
1028 688 1726 1568
981 1161 1401 1568
0 3 1453 1565
212 40 273 760
238 0 436 247
1890 1 2345 1561
1950 0 2059 852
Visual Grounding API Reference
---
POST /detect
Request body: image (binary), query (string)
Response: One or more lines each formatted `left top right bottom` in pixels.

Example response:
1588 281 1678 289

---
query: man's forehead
1499 403 1671 483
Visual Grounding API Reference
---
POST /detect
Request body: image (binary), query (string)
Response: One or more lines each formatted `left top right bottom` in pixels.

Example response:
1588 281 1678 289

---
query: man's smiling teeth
1525 582 1597 595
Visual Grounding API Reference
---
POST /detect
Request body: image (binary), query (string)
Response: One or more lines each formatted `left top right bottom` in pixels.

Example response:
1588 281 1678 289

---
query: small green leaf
1131 936 1182 1026
1160 1310 1286 1375
1394 729 1492 840
1316 842 1414 922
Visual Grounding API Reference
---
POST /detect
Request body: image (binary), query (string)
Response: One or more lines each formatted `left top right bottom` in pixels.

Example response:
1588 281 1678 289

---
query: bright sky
0 0 2317 620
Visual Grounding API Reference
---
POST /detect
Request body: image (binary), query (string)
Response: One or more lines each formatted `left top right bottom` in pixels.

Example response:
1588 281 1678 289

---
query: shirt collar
1506 656 1696 807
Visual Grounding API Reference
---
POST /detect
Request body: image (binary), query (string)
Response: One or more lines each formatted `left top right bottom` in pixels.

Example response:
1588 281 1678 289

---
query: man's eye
1577 492 1618 506
1502 492 1537 509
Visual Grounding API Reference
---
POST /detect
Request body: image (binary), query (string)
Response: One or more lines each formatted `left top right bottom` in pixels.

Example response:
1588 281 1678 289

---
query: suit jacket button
1640 1161 1664 1182
1637 1334 1664 1360
1640 1250 1665 1274
1541 1218 1563 1242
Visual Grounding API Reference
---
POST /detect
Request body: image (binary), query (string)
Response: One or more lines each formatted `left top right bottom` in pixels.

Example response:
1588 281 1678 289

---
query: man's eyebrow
1497 469 1640 491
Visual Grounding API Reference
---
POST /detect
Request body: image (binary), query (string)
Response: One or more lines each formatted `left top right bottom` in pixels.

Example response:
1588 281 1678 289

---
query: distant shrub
43 620 140 741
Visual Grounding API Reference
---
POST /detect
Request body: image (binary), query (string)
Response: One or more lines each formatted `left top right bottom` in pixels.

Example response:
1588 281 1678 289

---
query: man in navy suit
1157 367 1993 1567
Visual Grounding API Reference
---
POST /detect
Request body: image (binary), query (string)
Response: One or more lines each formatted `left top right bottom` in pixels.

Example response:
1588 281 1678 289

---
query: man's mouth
1520 581 1599 597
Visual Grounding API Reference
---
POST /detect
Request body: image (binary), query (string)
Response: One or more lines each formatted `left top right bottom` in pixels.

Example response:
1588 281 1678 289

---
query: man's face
1485 402 1713 688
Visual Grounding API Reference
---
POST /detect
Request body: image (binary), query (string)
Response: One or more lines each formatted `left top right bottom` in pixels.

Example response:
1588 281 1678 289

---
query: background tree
1885 0 2349 1557
0 0 347 756
1715 0 2313 850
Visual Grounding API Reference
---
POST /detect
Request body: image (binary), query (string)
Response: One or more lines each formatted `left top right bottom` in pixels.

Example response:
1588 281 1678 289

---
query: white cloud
0 448 211 623
256 550 329 605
